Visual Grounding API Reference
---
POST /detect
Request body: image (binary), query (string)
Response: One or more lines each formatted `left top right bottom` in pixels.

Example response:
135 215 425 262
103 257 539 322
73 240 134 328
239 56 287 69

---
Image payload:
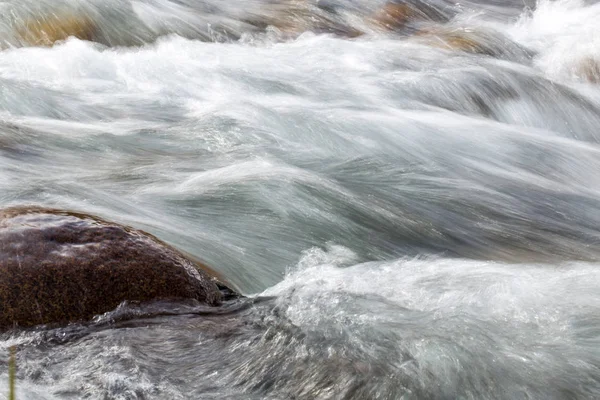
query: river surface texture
1 0 600 399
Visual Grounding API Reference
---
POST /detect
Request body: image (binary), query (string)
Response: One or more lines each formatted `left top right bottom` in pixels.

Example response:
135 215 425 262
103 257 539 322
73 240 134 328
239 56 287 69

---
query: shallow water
1 0 600 398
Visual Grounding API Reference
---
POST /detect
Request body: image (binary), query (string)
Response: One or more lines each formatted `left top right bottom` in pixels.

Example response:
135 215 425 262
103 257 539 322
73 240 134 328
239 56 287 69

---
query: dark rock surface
0 207 231 330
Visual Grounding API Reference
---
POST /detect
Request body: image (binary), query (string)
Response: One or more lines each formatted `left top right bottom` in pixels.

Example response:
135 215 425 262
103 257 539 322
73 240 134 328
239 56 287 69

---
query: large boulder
0 207 233 330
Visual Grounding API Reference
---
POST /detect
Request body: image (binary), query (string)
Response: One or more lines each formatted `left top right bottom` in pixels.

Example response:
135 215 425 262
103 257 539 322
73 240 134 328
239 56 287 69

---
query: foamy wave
264 248 600 325
510 0 600 82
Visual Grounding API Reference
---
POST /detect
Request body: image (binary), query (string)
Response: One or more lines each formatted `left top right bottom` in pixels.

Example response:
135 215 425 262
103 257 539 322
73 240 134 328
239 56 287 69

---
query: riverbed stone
0 207 230 330
413 27 534 62
370 1 450 32
16 13 97 47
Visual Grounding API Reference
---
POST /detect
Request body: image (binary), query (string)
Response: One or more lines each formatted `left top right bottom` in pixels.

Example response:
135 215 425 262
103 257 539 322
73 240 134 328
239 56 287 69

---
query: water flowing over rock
413 27 535 62
370 0 450 32
0 0 458 48
16 13 97 47
0 207 230 330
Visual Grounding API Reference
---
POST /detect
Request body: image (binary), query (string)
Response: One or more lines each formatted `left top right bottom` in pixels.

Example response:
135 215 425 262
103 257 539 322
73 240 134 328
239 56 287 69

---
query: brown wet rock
370 1 449 32
0 207 232 330
414 27 534 61
416 28 496 55
16 13 98 47
371 3 415 31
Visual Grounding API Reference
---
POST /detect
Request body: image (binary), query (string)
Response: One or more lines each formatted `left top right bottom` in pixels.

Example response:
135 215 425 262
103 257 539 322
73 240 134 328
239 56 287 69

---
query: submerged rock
370 0 451 34
16 13 98 47
241 0 363 39
371 3 414 31
574 57 600 83
371 1 447 32
2 0 459 48
414 27 534 62
0 207 233 330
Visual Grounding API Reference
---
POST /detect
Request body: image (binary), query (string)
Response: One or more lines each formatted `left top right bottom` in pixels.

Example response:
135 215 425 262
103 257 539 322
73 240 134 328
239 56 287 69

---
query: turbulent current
1 0 600 398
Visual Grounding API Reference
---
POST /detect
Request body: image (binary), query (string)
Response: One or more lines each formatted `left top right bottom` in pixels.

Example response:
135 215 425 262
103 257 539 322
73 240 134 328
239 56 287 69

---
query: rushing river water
1 0 600 398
